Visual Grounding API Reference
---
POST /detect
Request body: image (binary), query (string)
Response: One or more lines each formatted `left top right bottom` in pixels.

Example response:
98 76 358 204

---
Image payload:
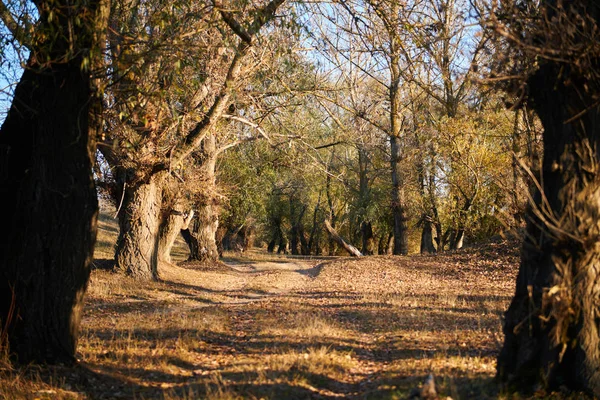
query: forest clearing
0 212 522 399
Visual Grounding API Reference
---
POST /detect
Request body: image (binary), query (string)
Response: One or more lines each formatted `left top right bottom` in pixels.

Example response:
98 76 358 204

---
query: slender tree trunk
0 0 108 364
420 216 436 254
324 220 362 257
377 232 387 255
390 135 409 255
497 61 600 394
360 221 375 255
115 173 165 280
308 192 322 255
387 233 394 255
181 228 199 260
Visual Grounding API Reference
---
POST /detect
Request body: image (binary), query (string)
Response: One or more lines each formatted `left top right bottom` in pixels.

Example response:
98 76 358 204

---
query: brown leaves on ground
1 240 577 399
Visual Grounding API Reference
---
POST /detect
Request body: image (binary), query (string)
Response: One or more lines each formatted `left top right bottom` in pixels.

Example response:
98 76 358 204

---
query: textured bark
194 201 220 262
0 0 108 364
115 174 164 280
324 220 362 257
497 59 600 395
158 208 190 263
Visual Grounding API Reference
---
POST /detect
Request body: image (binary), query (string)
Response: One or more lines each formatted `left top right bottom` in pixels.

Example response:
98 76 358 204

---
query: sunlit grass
0 209 592 399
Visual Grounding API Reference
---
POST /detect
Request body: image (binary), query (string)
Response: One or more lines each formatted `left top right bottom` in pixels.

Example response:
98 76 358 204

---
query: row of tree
2 0 600 396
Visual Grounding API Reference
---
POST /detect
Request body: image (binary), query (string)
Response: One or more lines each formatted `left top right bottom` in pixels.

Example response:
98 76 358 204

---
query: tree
0 0 109 363
485 0 600 394
101 0 286 279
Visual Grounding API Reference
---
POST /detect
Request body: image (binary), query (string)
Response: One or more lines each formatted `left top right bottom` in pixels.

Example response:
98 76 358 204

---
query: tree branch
0 1 32 48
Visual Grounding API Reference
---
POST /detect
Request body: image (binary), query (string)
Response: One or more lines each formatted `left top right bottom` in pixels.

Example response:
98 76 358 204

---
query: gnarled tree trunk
497 60 600 395
158 208 193 263
0 0 108 364
115 173 165 280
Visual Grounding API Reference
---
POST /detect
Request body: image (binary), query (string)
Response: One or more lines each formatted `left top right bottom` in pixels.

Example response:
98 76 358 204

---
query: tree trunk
387 233 394 255
308 192 322 255
0 0 108 364
115 174 164 280
390 135 409 255
420 216 436 254
186 135 220 263
497 61 600 395
277 236 288 254
449 228 465 250
194 200 220 262
361 221 375 255
181 228 199 260
324 220 362 257
158 208 192 263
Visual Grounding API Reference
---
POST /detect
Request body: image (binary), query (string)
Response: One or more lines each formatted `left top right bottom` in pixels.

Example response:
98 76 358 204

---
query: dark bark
449 228 465 250
390 135 409 255
0 0 108 364
420 216 436 254
115 174 164 280
277 236 288 254
360 221 375 255
181 228 199 260
497 58 600 394
324 220 362 257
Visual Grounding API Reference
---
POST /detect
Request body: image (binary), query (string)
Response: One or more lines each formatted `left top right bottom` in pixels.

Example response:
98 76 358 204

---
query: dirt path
11 245 519 399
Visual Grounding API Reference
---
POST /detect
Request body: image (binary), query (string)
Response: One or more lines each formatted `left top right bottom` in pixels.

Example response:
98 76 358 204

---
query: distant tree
485 0 600 394
0 0 109 363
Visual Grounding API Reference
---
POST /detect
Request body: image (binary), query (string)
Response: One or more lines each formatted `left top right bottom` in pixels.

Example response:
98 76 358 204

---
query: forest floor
0 212 590 399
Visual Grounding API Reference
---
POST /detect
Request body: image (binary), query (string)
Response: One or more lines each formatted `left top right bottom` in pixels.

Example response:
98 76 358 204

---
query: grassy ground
0 211 591 399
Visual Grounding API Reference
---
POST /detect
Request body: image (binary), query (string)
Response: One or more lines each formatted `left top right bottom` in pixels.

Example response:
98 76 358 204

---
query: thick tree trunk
194 201 220 262
0 0 108 364
497 61 600 395
390 135 409 255
324 220 362 257
115 174 164 280
185 135 220 263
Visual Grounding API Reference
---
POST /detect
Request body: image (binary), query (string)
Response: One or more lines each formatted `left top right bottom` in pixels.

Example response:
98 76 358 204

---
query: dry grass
0 212 593 399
